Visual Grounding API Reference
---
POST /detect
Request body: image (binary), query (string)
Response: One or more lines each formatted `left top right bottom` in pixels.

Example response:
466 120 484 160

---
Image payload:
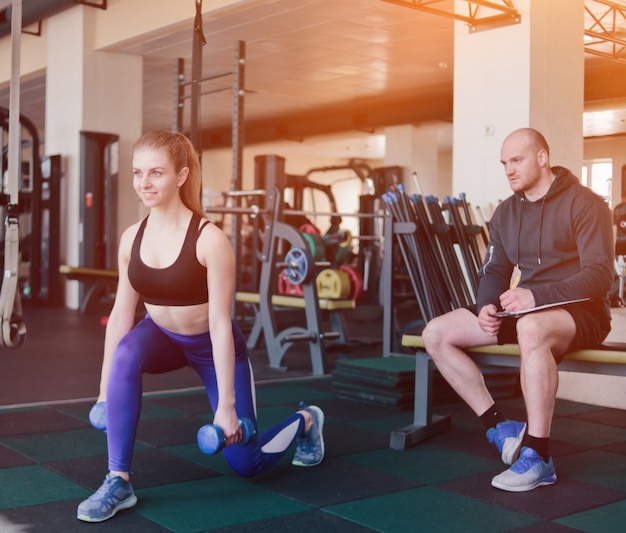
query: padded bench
390 334 626 451
59 265 118 314
235 291 354 350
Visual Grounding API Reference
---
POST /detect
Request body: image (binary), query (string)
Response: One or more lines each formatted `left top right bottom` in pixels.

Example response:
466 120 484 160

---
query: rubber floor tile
136 415 208 447
164 442 237 475
254 404 305 429
133 476 312 532
557 449 626 491
555 499 626 533
602 440 626 455
510 522 585 532
55 402 95 424
308 395 400 422
437 470 625 520
552 399 611 417
138 398 192 421
322 421 390 456
544 437 591 459
0 465 89 509
428 424 498 461
571 407 626 429
0 442 33 468
109 448 223 489
326 486 540 532
251 455 422 507
550 418 626 448
343 443 501 485
0 498 171 532
0 407 88 437
212 508 378 532
1 427 107 462
148 391 215 415
349 411 414 434
254 382 335 407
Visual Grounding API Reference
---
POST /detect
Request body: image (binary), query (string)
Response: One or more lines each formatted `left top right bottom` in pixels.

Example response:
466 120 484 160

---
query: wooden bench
390 334 626 451
235 291 355 374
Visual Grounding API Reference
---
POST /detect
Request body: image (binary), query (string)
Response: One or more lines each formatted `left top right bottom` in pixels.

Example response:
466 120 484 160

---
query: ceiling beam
381 0 521 32
584 0 626 64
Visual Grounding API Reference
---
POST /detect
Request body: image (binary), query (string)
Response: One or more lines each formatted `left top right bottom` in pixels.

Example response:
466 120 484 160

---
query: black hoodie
477 166 614 319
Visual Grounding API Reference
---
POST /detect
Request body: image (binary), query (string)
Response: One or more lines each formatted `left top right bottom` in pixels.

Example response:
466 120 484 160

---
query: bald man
422 128 614 492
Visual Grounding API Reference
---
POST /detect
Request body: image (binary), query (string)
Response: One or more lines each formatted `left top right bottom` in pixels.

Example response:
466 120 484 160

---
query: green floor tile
343 443 500 485
139 399 191 420
552 399 608 417
164 443 234 475
556 499 626 533
0 465 89 509
254 383 335 406
557 450 626 491
1 428 107 462
134 476 311 532
1 427 146 462
551 418 626 448
350 412 416 434
326 486 539 532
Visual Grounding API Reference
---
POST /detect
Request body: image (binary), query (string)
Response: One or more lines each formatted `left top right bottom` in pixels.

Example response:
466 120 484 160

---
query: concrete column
384 123 451 198
452 0 585 209
45 6 143 308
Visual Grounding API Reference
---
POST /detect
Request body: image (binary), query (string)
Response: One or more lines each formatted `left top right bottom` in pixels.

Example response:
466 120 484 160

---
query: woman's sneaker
292 404 325 467
77 472 137 522
486 420 526 465
491 446 557 492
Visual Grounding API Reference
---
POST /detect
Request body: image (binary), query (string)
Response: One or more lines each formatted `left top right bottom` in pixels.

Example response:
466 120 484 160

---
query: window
582 159 612 206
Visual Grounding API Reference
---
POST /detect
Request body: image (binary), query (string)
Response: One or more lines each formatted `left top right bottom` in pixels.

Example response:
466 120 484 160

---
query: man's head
500 128 553 200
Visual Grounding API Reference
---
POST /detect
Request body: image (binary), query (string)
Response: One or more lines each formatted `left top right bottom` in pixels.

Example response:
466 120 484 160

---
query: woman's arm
200 223 240 445
96 225 141 402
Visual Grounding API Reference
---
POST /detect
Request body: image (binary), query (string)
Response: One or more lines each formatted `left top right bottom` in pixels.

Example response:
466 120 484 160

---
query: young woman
77 131 324 523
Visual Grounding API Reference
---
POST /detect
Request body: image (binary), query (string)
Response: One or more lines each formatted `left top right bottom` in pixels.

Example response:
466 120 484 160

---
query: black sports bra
128 213 210 306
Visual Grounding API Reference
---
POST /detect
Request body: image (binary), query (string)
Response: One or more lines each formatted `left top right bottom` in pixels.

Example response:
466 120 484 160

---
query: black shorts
467 298 611 361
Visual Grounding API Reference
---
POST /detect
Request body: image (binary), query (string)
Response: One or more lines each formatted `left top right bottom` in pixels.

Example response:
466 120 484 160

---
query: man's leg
422 308 499 416
423 308 525 465
491 308 575 492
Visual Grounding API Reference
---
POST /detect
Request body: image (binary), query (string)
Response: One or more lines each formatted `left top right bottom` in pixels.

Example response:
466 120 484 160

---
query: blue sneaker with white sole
491 446 557 492
292 404 325 467
486 419 526 465
77 472 137 522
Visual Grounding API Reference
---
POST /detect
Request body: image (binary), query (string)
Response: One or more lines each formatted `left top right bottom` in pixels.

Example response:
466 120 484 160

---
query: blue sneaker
77 473 137 522
491 446 557 492
292 404 325 467
486 420 526 465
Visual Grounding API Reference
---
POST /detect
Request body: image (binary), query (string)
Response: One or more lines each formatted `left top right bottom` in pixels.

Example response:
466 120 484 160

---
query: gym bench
235 291 354 374
59 265 118 314
390 334 626 451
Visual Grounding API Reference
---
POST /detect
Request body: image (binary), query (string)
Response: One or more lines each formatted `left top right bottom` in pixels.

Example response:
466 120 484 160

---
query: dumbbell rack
249 186 353 375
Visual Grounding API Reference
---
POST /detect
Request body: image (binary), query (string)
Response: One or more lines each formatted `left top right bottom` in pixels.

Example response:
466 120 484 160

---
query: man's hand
478 303 501 337
499 287 535 313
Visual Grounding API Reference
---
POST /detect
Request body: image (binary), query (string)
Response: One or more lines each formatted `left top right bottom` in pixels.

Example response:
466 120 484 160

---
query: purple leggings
106 316 305 477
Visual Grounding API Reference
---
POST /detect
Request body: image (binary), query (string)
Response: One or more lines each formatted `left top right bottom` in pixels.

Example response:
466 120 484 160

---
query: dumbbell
197 417 256 454
89 402 107 431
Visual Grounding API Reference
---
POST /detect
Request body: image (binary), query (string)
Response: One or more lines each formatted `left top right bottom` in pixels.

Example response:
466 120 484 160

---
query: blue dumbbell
89 402 107 431
197 417 256 454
